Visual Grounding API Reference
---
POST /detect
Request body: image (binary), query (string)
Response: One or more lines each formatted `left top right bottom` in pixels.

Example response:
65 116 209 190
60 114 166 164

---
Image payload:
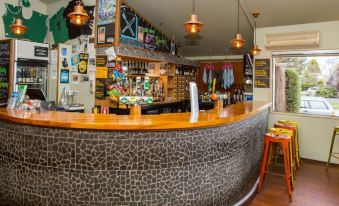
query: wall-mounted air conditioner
265 30 320 48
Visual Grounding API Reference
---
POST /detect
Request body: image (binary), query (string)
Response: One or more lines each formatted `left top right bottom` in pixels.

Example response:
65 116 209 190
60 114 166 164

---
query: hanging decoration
50 7 70 44
67 0 90 26
22 0 31 8
251 12 261 55
64 0 95 39
231 0 245 49
184 0 203 34
2 3 48 42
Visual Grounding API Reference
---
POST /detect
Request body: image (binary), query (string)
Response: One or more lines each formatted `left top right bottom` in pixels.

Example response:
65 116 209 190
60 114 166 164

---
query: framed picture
95 0 121 47
60 69 70 83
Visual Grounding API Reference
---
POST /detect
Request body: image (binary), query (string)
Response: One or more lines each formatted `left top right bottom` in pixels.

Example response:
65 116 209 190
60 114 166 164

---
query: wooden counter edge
0 101 271 131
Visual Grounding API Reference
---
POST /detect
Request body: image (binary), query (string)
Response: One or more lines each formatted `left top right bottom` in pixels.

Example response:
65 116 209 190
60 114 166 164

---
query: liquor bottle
233 89 237 104
24 68 28 83
239 87 244 102
17 70 22 83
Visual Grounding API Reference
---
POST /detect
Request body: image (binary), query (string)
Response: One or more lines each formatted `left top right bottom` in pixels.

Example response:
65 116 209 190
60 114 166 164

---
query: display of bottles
17 67 43 84
176 64 197 76
232 85 245 103
125 77 165 102
124 60 148 75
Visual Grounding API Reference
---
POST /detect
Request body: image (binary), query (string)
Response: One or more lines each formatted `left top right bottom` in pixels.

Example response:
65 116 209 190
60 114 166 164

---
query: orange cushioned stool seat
258 133 293 202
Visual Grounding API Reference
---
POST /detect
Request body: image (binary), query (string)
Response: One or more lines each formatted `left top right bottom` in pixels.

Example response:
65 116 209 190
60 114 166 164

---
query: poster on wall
0 40 10 106
60 69 70 83
78 53 89 74
96 0 116 46
119 3 172 54
120 4 137 40
95 78 106 100
255 59 270 88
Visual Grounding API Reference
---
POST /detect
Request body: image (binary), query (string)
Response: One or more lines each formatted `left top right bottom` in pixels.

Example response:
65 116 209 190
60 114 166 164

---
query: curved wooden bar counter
0 101 270 205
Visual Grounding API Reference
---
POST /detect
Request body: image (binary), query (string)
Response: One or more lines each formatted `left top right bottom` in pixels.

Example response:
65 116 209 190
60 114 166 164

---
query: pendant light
10 0 27 36
67 0 90 26
184 0 203 34
231 0 245 49
251 12 261 55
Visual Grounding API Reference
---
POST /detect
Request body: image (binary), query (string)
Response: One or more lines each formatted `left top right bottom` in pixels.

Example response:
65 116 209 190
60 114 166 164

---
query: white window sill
269 111 339 120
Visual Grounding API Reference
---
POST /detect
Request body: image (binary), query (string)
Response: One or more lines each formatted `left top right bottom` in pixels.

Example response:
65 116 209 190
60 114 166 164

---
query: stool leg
289 140 295 190
258 139 270 192
291 134 297 179
327 129 337 168
295 129 301 167
282 142 293 202
266 142 275 171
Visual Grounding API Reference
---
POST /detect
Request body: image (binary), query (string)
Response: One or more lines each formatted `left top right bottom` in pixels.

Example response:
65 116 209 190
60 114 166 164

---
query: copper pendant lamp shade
251 12 261 55
184 0 203 34
67 4 90 26
251 44 261 55
10 18 27 35
231 33 245 49
184 14 203 34
231 0 245 49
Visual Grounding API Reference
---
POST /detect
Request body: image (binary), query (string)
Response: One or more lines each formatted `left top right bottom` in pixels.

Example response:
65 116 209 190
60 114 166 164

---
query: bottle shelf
17 82 44 85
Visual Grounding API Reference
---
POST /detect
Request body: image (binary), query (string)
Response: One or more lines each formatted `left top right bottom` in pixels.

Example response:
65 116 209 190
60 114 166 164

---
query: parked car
300 96 335 116
306 86 319 96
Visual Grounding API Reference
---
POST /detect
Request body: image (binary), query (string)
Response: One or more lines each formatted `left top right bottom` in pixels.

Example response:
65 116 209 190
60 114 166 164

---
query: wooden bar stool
327 126 339 167
258 133 293 202
278 120 301 167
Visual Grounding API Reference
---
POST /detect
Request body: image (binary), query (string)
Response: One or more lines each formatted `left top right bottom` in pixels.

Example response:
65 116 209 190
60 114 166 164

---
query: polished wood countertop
0 101 271 131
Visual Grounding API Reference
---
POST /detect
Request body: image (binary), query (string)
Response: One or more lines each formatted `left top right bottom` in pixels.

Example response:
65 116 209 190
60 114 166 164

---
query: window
309 101 328 110
273 50 339 117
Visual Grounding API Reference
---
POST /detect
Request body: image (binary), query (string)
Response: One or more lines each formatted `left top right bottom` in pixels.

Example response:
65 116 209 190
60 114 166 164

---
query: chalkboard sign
96 0 117 46
255 59 270 88
120 3 173 54
95 78 106 99
0 40 11 106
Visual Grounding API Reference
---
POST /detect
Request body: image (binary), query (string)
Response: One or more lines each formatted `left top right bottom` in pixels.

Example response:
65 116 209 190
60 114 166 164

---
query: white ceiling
39 0 339 57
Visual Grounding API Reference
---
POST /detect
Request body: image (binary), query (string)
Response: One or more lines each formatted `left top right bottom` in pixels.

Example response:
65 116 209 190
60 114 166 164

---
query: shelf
17 82 44 85
126 74 146 77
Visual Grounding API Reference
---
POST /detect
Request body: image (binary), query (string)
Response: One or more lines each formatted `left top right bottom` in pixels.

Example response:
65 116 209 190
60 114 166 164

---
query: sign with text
255 59 270 88
0 40 11 106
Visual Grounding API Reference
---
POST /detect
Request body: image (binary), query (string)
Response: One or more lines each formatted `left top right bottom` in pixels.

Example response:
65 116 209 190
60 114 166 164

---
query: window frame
271 49 339 117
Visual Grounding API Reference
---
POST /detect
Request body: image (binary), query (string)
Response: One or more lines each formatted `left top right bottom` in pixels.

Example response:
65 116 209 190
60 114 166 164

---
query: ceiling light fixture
67 0 89 26
10 0 27 36
184 0 203 34
231 0 245 49
251 12 261 55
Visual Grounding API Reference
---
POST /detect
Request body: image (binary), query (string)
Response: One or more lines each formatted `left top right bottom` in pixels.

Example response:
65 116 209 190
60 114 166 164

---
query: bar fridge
12 40 49 97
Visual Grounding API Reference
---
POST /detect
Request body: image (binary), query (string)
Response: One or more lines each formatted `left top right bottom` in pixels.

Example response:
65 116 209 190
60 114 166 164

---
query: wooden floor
250 160 339 206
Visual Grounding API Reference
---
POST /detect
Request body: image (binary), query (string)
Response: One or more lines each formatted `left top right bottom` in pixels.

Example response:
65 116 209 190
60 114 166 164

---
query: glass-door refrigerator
13 40 49 97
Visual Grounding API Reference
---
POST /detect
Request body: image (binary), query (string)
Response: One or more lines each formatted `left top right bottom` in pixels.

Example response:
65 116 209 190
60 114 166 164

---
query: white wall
0 0 47 40
255 20 339 164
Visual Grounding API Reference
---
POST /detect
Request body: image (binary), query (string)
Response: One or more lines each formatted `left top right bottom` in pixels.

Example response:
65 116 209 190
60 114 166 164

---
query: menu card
255 59 270 88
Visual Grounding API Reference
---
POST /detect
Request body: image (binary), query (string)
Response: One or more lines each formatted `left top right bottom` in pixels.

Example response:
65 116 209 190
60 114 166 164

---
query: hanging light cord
193 0 196 14
254 20 257 43
237 0 240 33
